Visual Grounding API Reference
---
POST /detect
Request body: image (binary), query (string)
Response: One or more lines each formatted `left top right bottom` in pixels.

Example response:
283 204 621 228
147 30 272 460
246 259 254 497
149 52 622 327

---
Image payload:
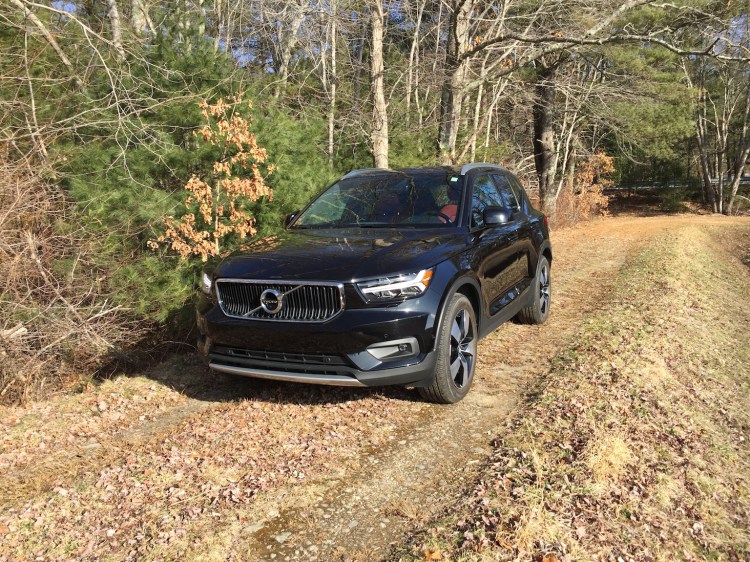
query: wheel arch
431 276 482 352
455 283 481 324
542 246 552 265
540 241 553 264
533 241 552 277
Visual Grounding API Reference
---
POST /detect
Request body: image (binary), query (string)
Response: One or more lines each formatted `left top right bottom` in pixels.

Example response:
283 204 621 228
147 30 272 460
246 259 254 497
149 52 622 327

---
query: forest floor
1 213 749 561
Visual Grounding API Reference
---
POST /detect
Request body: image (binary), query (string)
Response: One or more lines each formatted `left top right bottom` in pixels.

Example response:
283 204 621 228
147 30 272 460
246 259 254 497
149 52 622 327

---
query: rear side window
507 175 530 212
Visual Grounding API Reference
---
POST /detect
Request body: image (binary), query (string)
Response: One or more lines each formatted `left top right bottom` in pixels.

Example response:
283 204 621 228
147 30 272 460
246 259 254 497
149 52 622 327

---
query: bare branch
7 0 72 69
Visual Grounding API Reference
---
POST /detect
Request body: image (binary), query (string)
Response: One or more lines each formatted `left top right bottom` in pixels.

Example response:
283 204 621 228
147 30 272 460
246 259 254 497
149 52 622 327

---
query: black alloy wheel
517 255 551 325
419 293 477 403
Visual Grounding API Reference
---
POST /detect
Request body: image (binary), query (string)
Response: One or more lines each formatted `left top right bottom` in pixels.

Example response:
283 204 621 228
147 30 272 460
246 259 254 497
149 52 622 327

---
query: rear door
491 173 533 293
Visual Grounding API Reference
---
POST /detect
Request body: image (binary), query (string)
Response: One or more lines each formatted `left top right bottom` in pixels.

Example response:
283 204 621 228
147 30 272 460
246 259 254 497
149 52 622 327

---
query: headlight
357 268 434 302
200 271 213 295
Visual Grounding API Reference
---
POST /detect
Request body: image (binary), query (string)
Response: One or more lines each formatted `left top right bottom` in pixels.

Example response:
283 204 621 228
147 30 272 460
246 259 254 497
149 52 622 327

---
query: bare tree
105 0 126 61
326 0 338 165
262 0 309 98
684 47 750 214
370 0 388 168
431 0 747 212
7 0 73 70
436 0 472 165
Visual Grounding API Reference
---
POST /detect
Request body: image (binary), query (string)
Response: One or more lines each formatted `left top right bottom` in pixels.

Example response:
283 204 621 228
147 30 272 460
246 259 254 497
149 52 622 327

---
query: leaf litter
396 220 750 562
1 215 748 562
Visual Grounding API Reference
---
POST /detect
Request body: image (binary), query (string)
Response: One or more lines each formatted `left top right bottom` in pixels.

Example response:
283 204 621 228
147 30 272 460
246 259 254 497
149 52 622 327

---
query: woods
1 0 749 401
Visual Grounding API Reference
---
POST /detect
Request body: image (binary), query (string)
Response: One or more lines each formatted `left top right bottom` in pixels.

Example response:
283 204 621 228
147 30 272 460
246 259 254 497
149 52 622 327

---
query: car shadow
94 302 421 406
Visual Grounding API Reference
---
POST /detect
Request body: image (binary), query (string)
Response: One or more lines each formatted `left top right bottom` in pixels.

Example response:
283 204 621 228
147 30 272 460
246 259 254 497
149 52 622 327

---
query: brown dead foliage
552 152 613 229
149 96 274 262
0 156 142 404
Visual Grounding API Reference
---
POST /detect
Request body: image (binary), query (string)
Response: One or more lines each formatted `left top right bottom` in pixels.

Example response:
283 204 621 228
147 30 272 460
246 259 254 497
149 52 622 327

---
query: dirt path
238 215 692 561
1 214 745 562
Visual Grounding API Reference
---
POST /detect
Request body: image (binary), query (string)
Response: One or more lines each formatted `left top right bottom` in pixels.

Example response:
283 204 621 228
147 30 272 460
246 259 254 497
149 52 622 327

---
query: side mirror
284 210 300 228
483 206 512 226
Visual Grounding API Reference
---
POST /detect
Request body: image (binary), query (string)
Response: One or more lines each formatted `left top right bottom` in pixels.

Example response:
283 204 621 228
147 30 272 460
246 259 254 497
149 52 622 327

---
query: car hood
213 228 468 282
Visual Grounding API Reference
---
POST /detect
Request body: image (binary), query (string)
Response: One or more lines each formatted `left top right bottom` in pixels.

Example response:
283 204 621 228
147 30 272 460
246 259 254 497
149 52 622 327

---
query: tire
516 255 551 324
418 293 478 404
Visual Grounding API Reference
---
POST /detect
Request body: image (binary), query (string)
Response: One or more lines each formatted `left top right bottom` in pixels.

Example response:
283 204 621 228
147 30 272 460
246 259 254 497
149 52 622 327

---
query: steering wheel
426 210 453 224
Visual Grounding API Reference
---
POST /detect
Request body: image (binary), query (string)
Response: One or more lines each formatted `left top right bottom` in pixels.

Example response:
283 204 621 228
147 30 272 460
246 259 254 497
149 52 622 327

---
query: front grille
216 279 344 322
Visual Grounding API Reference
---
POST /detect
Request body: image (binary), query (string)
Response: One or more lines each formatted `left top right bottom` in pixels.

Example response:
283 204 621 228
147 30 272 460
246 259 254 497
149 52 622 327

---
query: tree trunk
130 0 149 36
105 0 126 61
696 118 718 211
533 64 558 213
370 0 388 168
273 4 306 99
327 0 337 165
213 0 222 52
437 0 473 165
405 0 426 126
353 28 366 112
686 63 719 212
726 84 750 214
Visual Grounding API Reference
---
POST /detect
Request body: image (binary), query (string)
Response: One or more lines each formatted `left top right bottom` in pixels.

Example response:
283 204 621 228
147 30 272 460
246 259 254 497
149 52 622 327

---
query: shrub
0 158 142 403
555 151 613 226
149 96 274 261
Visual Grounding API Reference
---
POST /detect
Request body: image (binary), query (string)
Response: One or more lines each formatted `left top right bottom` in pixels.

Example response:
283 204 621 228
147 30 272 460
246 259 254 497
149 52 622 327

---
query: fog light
347 337 421 371
366 337 419 362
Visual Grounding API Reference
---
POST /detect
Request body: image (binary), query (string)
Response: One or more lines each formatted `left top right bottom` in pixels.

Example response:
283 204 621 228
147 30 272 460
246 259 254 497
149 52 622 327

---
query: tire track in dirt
0 350 277 508
238 216 712 561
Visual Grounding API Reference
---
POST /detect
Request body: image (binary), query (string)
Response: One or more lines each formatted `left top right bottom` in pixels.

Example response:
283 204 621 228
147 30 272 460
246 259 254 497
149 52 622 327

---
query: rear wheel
516 256 551 324
419 293 477 404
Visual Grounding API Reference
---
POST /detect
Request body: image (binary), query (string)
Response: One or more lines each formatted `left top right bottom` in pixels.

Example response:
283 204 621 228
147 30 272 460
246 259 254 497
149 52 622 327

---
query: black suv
196 164 551 403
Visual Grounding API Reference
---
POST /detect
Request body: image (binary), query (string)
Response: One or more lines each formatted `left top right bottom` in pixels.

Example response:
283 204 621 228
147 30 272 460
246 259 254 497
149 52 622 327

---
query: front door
470 173 528 317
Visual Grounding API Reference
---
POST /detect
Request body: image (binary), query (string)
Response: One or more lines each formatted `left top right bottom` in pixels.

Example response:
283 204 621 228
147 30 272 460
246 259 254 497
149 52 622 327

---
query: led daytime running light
358 268 434 301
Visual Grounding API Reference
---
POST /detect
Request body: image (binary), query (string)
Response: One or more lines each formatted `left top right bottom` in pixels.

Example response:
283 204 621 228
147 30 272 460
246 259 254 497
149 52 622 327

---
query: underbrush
0 160 148 403
397 222 750 561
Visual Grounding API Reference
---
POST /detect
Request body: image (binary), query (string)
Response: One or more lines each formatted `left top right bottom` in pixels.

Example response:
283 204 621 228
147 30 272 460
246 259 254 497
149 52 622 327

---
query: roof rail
459 163 507 175
342 167 391 179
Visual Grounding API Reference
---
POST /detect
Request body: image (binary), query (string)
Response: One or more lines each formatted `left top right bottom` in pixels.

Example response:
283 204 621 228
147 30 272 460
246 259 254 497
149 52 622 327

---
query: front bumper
196 295 441 388
206 344 438 387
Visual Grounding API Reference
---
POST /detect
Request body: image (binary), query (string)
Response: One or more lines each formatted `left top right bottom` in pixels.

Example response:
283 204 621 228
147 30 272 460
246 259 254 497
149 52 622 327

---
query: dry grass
396 220 750 561
584 434 634 488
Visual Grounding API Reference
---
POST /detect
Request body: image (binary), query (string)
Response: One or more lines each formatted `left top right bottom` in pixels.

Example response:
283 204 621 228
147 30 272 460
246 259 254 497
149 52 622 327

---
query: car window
471 174 505 228
491 174 520 212
507 175 529 212
293 172 463 228
297 183 347 224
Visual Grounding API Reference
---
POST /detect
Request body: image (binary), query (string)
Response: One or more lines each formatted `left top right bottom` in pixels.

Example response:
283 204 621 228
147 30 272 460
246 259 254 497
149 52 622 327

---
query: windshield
293 171 464 228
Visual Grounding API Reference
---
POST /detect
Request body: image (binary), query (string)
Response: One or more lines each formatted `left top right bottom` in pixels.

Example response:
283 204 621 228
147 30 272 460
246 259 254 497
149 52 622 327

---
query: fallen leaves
0 369 411 560
395 223 750 562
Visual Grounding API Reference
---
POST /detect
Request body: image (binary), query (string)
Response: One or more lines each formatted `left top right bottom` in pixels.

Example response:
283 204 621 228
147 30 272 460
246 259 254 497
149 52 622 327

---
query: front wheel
418 293 477 404
516 256 551 324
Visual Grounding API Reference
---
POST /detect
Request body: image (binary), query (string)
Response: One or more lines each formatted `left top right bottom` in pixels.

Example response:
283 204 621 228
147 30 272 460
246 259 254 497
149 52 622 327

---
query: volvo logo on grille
259 288 284 314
